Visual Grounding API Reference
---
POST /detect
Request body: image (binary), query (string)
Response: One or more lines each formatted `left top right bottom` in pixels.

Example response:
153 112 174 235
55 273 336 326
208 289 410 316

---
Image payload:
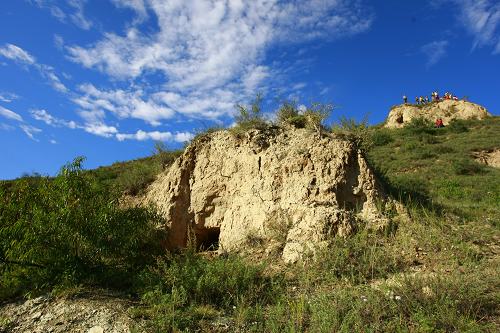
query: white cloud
0 44 68 93
421 40 449 67
0 106 23 122
54 35 65 50
39 65 69 93
0 44 35 64
74 83 175 126
68 0 92 30
29 0 92 29
0 123 15 131
66 0 373 124
436 0 500 53
0 92 19 103
116 129 193 142
292 82 307 90
50 6 66 21
111 0 148 21
20 124 42 141
49 139 57 144
319 87 330 95
30 109 77 128
30 104 191 143
83 123 118 138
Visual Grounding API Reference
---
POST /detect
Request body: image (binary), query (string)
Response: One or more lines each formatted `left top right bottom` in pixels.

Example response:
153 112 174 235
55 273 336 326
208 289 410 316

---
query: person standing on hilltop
419 96 424 105
403 95 408 104
425 96 429 104
415 96 419 105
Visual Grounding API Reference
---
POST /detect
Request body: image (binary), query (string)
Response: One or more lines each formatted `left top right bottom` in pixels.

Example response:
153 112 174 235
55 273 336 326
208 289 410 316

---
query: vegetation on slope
1 103 499 332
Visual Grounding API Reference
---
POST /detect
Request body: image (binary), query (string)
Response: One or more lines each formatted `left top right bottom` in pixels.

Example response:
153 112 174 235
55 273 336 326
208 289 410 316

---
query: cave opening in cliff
195 226 220 251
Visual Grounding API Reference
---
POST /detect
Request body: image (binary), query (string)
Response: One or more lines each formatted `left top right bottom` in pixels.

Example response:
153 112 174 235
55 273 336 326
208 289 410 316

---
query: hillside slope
2 117 499 332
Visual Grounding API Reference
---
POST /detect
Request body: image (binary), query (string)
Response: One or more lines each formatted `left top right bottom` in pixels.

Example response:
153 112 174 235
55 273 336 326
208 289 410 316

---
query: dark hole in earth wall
195 227 220 251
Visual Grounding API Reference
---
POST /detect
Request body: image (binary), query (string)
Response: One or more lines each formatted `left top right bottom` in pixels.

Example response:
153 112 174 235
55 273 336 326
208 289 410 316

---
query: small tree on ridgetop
234 93 268 131
304 102 334 134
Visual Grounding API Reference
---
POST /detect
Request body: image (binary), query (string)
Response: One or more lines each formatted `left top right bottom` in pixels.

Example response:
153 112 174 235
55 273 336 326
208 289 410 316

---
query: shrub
434 145 455 154
116 162 159 195
447 119 469 133
139 252 283 331
276 100 332 131
275 100 307 129
276 100 300 125
234 93 268 131
371 131 393 146
332 116 373 152
304 103 333 133
308 231 405 285
404 117 436 135
452 158 485 175
153 141 181 170
306 268 498 332
0 157 164 300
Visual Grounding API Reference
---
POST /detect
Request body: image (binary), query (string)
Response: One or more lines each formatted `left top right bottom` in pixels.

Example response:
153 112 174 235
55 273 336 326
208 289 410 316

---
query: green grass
1 116 499 332
89 149 182 195
367 117 500 221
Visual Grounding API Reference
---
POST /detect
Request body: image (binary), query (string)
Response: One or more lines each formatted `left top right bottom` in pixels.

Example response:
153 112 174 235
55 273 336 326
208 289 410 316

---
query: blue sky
1 0 499 179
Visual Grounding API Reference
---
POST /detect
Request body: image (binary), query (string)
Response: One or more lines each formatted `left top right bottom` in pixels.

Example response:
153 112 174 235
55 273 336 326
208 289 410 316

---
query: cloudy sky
1 0 499 179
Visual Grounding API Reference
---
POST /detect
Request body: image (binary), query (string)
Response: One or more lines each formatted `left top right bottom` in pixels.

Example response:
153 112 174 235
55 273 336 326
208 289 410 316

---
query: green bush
447 119 469 133
434 145 455 154
304 103 333 133
287 115 307 128
276 100 332 131
308 231 405 285
452 158 485 175
153 141 181 170
139 251 283 331
371 131 393 146
276 101 300 125
306 269 498 332
234 93 268 131
0 157 164 300
332 116 373 152
404 117 436 135
116 162 159 195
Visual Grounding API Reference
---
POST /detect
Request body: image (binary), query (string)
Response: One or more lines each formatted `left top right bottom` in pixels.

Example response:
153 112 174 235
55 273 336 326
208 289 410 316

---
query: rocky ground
473 148 500 168
0 292 144 333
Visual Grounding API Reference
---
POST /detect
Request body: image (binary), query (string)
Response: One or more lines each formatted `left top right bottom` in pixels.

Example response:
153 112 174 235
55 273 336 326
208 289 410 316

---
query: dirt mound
385 100 491 128
0 294 143 333
472 149 500 168
144 128 398 263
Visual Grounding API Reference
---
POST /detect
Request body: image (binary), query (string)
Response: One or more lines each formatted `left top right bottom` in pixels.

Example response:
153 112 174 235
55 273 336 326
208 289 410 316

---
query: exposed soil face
472 149 500 168
385 100 491 128
143 128 397 263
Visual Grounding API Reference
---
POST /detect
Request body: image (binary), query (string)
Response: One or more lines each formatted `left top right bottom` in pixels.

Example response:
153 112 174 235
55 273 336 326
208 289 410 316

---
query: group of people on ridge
402 91 460 105
399 91 459 129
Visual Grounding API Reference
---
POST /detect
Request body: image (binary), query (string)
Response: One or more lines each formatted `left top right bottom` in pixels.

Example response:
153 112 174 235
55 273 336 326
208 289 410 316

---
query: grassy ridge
1 117 499 332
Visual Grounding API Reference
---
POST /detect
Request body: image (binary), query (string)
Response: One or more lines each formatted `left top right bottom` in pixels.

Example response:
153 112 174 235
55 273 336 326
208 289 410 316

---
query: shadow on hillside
369 162 444 215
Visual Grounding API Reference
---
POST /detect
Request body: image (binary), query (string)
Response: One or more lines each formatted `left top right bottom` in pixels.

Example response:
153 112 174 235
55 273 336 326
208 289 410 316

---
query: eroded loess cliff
145 128 395 263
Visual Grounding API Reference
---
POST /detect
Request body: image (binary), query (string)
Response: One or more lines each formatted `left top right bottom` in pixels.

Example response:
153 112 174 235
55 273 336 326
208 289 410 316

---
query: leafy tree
0 157 164 298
